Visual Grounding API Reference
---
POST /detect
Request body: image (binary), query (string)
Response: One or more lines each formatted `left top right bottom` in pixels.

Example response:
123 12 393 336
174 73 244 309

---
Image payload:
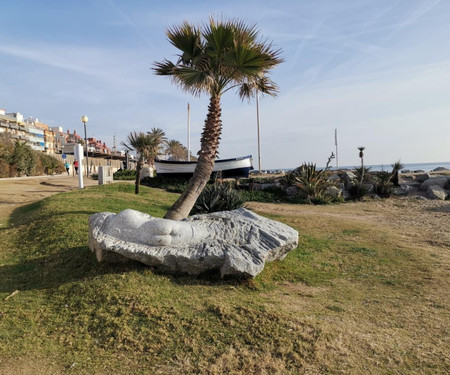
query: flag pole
256 91 261 173
335 128 338 168
187 102 191 161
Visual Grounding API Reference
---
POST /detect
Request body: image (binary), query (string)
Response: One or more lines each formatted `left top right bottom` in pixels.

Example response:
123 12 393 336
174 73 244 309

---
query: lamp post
81 115 89 177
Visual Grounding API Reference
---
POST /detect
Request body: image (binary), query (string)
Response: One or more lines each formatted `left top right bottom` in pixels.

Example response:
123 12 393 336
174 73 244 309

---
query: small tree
121 132 155 194
12 140 35 176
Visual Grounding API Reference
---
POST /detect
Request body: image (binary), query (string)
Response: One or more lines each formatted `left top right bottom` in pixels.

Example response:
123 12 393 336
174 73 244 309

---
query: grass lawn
0 184 448 374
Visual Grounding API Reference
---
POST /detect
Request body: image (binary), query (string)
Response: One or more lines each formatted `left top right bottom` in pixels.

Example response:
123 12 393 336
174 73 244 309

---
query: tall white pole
187 102 191 161
335 128 338 168
256 91 261 173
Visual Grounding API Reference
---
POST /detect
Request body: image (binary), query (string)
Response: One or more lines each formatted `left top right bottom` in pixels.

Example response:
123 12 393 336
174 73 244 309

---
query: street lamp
81 115 89 177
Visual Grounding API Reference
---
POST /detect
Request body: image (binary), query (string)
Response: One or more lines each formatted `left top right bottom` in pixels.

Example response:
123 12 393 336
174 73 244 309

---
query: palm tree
147 127 167 168
165 139 187 161
154 18 282 220
121 132 155 194
357 147 366 185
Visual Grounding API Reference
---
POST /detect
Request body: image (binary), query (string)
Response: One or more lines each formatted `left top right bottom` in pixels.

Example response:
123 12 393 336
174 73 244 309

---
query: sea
275 162 450 173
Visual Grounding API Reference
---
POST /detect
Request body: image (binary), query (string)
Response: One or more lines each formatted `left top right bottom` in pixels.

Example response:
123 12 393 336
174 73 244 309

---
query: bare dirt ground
248 197 450 249
0 174 99 225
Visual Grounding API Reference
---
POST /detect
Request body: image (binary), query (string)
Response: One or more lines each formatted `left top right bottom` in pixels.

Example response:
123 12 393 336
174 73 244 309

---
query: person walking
73 160 79 175
64 162 70 175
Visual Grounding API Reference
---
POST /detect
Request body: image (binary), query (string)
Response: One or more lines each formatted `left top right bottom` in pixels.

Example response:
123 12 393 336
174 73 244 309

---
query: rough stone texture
432 167 449 172
393 187 408 196
420 177 448 191
325 185 342 198
89 208 299 278
327 174 341 182
426 185 448 200
415 173 430 183
339 171 356 184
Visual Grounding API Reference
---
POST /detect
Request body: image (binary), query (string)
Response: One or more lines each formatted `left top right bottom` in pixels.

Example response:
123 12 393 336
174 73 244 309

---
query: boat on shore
155 155 253 178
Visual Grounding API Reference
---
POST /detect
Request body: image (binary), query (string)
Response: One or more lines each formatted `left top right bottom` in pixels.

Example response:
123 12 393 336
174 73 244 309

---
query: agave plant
294 163 330 203
192 181 245 214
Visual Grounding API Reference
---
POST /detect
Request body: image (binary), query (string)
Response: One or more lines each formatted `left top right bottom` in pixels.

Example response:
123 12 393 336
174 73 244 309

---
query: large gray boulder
426 185 448 200
325 185 342 198
420 177 449 191
415 173 430 183
88 208 299 278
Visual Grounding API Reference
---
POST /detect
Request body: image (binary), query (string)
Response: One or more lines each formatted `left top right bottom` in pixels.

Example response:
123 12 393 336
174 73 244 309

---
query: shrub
279 171 298 186
353 166 372 183
191 181 245 214
347 184 369 200
374 171 394 198
241 186 287 203
142 176 189 193
294 163 332 203
113 169 137 180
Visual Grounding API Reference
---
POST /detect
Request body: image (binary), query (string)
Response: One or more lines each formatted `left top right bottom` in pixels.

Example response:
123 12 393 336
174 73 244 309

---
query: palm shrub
191 181 245 214
374 171 394 198
390 160 404 187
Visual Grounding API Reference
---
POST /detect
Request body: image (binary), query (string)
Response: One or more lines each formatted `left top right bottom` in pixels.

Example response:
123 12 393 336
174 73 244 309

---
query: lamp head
81 115 89 124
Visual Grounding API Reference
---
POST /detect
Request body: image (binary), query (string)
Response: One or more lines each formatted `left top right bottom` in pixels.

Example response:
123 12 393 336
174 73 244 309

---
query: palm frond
167 22 203 64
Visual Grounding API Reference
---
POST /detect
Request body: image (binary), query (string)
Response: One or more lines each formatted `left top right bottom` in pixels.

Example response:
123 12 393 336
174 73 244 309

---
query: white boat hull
155 155 253 178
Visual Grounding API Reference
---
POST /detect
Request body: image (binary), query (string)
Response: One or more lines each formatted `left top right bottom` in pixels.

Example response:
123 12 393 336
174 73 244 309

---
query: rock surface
420 177 449 191
89 208 299 278
325 185 342 198
426 185 448 200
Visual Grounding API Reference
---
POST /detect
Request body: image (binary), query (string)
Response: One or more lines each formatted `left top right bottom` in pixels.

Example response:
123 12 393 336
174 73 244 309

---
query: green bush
113 169 137 180
241 186 287 203
142 176 189 193
191 181 245 214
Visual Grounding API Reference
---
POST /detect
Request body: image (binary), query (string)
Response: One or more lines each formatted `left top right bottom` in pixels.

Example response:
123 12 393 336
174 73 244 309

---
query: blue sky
0 0 449 168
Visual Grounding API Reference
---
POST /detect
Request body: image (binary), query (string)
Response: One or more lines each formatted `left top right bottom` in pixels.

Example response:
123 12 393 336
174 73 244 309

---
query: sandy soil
248 197 450 249
0 174 99 224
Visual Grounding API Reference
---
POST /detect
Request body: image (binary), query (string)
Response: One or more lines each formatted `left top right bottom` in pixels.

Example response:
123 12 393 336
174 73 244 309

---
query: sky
0 0 449 169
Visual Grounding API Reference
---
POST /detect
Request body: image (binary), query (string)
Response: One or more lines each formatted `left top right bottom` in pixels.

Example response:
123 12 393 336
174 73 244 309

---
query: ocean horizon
276 161 450 173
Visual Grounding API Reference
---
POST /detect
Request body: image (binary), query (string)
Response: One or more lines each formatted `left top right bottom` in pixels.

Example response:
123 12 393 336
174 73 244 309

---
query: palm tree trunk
164 96 222 220
135 156 143 195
